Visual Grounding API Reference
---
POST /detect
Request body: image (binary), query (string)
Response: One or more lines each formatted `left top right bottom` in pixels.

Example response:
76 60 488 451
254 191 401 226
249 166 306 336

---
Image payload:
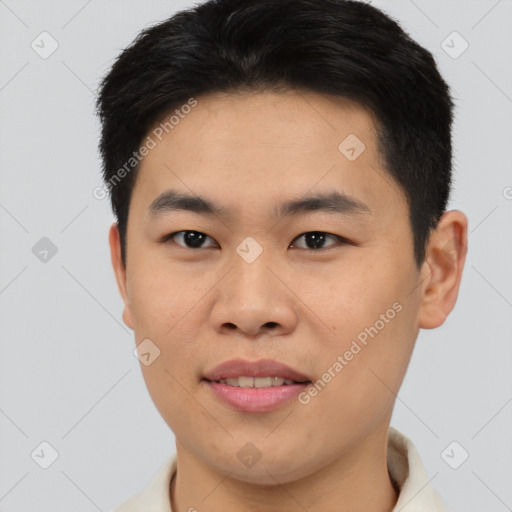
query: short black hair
96 0 454 268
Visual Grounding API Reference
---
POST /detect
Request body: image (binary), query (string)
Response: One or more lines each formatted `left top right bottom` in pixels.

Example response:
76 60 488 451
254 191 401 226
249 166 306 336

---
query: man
97 0 468 510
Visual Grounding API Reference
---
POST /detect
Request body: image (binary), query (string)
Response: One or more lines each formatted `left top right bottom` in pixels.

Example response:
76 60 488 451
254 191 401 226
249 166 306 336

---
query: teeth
255 377 275 388
237 376 255 388
217 376 297 387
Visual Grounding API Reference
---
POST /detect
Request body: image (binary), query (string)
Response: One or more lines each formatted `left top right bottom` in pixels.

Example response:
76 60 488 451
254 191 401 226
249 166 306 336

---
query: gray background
0 0 511 510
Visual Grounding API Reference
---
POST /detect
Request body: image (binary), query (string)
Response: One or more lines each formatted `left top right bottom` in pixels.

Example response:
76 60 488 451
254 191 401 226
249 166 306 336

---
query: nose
209 254 299 338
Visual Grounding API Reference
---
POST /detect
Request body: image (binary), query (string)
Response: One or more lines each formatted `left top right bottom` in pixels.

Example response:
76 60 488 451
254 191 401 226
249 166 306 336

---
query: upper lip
203 359 311 382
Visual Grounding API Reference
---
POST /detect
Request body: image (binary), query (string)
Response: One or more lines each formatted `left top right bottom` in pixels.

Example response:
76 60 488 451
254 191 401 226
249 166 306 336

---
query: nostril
265 322 279 328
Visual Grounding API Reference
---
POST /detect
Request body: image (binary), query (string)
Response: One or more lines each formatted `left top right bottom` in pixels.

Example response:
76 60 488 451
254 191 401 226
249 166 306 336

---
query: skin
109 89 468 512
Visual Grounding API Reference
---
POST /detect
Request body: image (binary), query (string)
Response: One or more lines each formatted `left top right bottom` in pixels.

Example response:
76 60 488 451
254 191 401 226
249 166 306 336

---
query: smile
213 376 307 387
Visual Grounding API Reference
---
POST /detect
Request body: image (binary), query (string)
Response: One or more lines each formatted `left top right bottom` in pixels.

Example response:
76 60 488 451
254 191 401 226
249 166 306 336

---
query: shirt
113 427 448 511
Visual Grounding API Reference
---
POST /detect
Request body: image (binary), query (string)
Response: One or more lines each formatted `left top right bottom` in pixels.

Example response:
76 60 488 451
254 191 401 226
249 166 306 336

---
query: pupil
185 231 205 248
306 232 325 249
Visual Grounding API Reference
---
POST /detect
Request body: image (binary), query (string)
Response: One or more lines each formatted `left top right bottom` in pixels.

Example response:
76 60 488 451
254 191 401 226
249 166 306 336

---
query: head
97 0 467 486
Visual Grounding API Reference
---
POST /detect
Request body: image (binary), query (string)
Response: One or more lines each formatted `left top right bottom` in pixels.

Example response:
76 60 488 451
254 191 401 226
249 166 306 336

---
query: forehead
131 89 406 223
175 89 379 150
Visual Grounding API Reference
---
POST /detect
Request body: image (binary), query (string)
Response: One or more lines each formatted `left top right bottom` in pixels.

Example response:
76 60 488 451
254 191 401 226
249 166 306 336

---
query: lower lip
203 380 310 412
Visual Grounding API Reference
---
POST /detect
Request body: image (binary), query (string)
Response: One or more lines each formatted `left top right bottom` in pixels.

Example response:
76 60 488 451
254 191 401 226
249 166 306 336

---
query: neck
170 427 399 512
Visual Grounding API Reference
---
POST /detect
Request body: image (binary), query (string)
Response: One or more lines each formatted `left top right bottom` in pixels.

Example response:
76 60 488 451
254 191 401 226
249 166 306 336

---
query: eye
162 230 218 249
290 231 347 250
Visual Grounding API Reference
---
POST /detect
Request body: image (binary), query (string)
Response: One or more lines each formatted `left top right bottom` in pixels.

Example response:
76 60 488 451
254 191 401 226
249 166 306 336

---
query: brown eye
165 230 218 249
290 231 346 250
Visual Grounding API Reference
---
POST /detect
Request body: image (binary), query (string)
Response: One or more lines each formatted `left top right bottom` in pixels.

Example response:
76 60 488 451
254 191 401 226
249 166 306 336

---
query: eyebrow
148 188 371 220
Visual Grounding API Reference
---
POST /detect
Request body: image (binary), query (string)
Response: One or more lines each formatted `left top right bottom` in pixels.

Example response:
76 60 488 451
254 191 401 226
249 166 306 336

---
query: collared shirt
113 427 448 511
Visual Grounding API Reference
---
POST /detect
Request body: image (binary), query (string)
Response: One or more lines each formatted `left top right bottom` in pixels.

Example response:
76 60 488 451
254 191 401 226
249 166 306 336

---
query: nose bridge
230 239 277 299
210 239 297 336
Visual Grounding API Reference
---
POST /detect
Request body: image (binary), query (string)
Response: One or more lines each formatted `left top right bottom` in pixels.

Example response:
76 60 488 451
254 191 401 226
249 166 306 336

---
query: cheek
127 255 208 382
292 259 393 342
301 311 415 448
301 259 417 409
127 254 206 333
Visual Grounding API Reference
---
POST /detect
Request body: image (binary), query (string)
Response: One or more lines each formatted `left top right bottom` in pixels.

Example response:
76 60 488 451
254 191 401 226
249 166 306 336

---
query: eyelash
160 230 350 251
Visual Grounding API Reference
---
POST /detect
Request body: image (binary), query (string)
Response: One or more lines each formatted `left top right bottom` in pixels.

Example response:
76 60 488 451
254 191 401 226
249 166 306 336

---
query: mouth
202 358 312 383
203 376 311 388
201 359 312 412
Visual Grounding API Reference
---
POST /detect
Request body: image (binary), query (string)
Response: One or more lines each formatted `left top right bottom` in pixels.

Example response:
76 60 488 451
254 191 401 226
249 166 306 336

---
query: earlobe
417 210 468 330
108 222 134 330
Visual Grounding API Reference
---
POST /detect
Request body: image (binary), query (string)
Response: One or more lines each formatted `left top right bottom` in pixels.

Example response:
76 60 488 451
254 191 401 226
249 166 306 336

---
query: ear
108 222 134 330
417 210 468 329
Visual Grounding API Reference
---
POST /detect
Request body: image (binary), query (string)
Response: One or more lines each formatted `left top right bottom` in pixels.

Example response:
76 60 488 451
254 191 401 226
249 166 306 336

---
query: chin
228 467 302 486
212 454 314 486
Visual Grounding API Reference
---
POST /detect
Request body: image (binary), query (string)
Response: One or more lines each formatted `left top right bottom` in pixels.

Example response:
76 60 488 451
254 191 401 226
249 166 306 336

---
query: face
109 90 455 485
